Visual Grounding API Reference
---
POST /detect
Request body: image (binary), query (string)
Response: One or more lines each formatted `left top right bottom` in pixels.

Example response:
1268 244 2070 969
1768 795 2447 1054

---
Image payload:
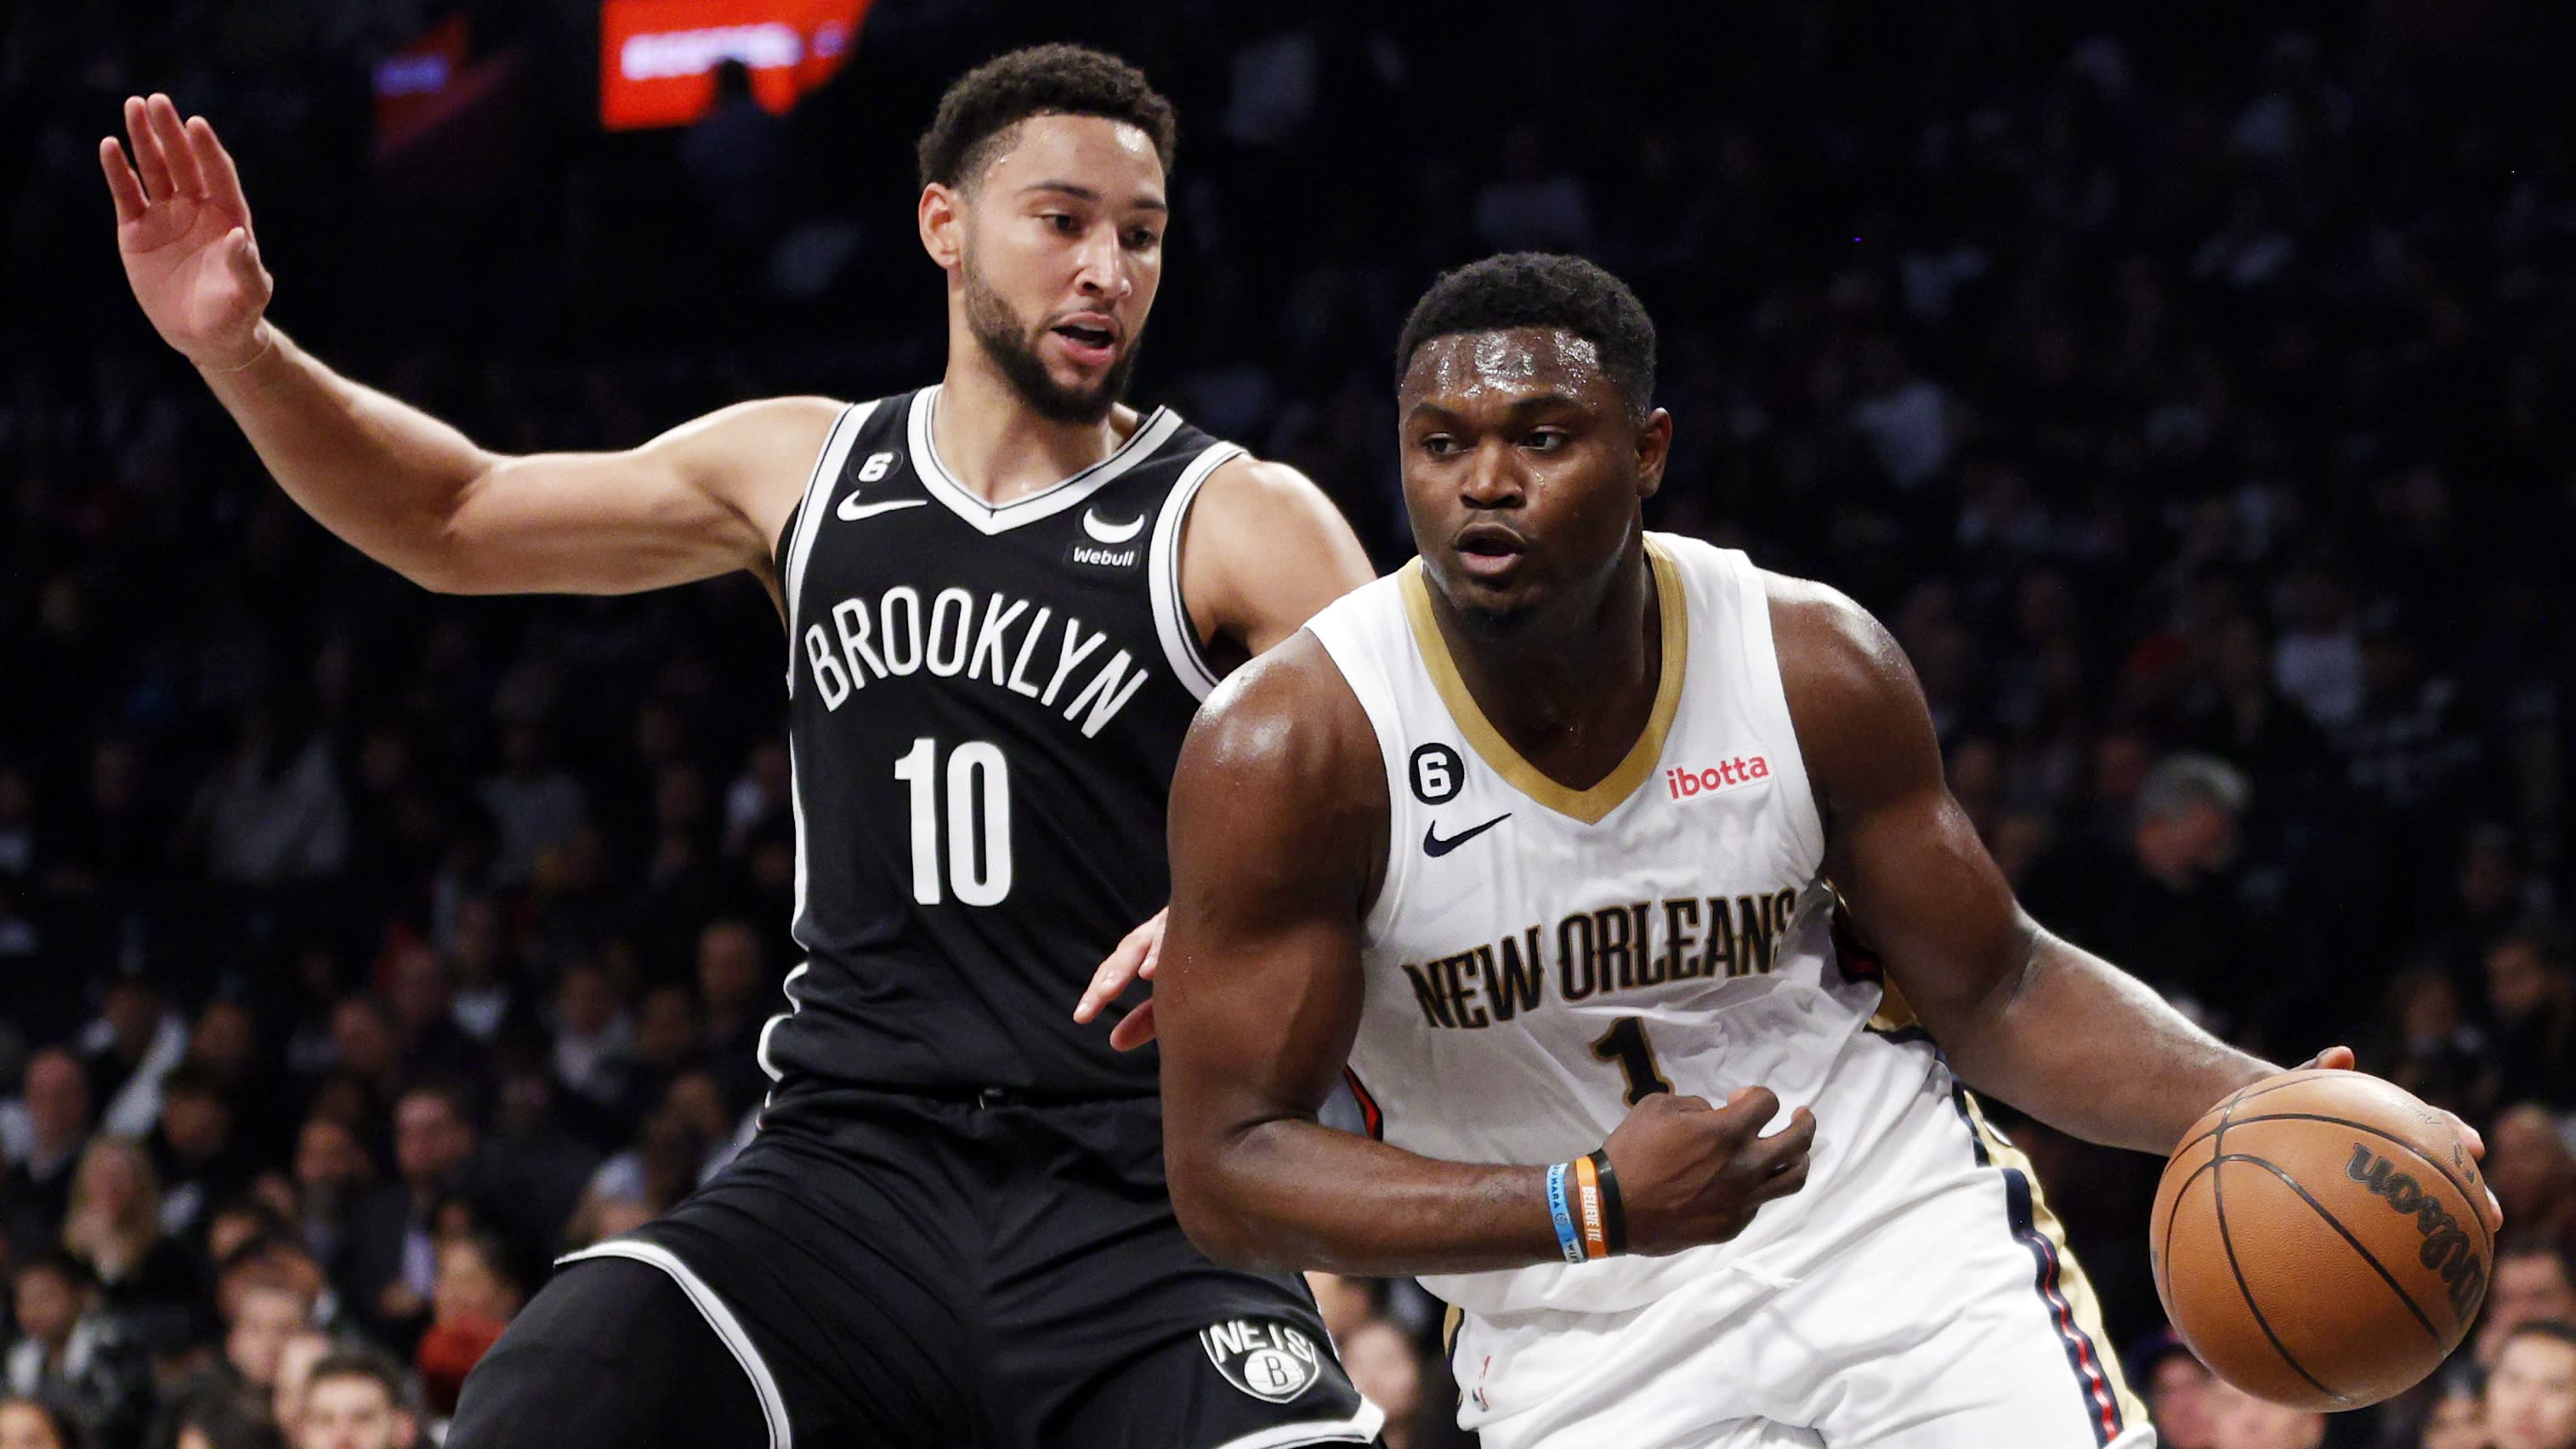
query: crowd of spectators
5 2 2576 1446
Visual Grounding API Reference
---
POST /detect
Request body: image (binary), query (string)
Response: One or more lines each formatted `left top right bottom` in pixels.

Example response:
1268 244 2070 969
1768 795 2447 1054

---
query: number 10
893 737 1013 906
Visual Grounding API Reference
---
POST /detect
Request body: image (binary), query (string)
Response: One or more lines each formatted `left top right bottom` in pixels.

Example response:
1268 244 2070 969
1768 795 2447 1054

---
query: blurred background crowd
6 2 2576 1446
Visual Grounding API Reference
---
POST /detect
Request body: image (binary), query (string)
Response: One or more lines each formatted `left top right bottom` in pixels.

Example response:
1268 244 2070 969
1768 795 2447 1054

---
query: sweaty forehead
1402 328 1610 410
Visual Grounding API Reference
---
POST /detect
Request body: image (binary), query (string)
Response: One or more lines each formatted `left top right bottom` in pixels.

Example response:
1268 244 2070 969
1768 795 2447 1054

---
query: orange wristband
1573 1152 1610 1259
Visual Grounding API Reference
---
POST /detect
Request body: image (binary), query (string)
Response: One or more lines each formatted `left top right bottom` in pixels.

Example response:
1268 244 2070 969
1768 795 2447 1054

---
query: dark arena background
7 3 2576 1447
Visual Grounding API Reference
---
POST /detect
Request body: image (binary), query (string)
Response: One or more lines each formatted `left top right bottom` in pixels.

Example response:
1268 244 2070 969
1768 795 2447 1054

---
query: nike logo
837 496 928 523
1422 813 1512 857
1081 506 1145 544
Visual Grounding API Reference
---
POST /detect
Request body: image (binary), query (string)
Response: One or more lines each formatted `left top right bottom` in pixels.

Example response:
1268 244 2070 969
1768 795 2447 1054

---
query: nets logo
1665 755 1770 801
1199 1317 1323 1404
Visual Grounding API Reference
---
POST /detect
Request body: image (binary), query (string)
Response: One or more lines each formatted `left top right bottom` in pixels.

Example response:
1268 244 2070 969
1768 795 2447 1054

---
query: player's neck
1432 541 1661 791
931 355 1139 507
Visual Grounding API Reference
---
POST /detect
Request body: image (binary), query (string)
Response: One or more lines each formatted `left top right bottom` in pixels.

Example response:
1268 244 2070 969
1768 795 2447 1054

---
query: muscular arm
206 338 835 600
1773 577 2268 1153
1155 639 1561 1275
1158 637 1807 1273
1181 457 1378 658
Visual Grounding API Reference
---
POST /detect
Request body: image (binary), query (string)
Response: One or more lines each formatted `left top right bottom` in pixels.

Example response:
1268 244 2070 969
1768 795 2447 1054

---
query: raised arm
1773 576 2271 1152
103 94 830 601
1155 638 1810 1276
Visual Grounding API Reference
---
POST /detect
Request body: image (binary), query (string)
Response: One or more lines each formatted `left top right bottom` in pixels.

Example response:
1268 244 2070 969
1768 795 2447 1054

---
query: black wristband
1586 1147 1626 1255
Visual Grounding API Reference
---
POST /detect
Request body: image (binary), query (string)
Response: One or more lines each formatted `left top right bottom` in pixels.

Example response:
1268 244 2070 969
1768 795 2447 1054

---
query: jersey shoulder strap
1650 532 1828 866
1303 570 1421 759
1136 426 1244 701
773 395 889 651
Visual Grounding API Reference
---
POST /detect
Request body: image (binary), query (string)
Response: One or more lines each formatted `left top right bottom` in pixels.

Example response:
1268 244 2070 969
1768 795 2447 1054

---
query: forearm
203 326 497 588
1938 924 2272 1154
1170 1116 1558 1277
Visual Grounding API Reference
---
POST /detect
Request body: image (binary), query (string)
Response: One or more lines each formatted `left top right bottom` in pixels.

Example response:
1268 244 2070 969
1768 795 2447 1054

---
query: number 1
1590 1017 1672 1105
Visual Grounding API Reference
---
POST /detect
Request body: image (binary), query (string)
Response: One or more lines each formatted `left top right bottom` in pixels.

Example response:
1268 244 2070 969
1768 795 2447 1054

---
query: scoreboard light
373 14 472 156
600 0 870 131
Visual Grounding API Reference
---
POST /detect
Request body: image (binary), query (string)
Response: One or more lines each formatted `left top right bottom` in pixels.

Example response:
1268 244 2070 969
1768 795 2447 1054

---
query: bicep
435 398 837 596
1781 585 2030 1027
1158 659 1379 1131
1160 893 1368 1124
1828 774 2031 1023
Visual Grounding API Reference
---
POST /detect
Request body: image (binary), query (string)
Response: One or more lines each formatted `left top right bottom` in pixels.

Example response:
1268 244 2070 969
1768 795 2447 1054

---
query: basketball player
1150 253 2497 1447
102 47 1384 1447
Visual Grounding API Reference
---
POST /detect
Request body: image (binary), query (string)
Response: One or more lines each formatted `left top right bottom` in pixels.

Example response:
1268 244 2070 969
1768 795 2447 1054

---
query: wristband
1544 1162 1584 1264
1572 1152 1609 1259
1586 1147 1628 1256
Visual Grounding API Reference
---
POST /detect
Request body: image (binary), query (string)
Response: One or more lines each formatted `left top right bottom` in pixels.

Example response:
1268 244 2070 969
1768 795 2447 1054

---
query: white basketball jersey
1305 534 1963 1321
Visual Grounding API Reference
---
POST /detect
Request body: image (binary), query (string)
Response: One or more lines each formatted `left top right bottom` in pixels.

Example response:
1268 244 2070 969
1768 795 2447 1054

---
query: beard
962 251 1140 425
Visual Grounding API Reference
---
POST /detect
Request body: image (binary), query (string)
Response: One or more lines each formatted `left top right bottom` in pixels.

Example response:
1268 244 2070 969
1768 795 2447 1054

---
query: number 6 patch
1199 1317 1324 1404
1409 743 1464 804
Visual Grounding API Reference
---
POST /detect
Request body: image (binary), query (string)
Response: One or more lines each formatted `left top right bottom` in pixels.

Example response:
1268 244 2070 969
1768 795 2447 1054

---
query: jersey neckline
908 384 1183 537
1397 537 1689 826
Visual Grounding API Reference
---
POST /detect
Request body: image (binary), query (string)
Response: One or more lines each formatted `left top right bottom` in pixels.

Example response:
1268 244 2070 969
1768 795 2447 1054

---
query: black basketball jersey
761 386 1238 1099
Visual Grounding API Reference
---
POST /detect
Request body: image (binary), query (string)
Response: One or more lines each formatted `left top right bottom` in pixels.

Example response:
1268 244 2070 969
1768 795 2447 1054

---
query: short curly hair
1395 253 1658 420
916 44 1177 191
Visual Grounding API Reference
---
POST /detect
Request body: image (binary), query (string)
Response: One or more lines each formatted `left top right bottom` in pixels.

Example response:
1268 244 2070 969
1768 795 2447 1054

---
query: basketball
2151 1070 2493 1411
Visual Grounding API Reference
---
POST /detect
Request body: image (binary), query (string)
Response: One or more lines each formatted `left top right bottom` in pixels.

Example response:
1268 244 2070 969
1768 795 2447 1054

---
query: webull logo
2347 1145 2486 1319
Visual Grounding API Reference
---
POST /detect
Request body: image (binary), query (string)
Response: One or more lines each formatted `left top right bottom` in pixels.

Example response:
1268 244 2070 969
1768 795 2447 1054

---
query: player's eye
1042 213 1080 235
1419 434 1460 457
1523 429 1569 452
1124 227 1161 250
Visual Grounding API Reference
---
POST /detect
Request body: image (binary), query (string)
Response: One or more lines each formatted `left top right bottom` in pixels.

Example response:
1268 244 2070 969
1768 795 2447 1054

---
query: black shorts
451 1086 1382 1448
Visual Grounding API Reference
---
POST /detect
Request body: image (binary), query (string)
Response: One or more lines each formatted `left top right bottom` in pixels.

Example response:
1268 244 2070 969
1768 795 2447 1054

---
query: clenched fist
1599 1087 1815 1257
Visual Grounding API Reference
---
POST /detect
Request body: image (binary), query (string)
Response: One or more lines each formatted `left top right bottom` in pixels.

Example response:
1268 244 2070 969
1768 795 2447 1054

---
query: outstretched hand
100 94 274 371
1074 907 1164 1051
2293 1043 2501 1234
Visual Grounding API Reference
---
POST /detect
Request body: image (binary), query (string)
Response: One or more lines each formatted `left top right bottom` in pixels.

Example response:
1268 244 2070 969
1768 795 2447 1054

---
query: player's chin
1045 354 1126 403
1434 556 1543 626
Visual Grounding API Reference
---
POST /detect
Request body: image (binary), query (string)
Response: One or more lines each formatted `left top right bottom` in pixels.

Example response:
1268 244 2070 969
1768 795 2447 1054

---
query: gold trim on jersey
1398 537 1688 826
1959 1092 2152 1432
1866 975 1922 1035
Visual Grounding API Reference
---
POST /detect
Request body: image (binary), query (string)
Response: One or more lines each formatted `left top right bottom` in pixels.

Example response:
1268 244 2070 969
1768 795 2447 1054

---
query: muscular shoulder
661 395 848 516
1762 570 1942 810
1764 571 1912 711
656 395 847 464
1180 455 1376 657
1195 454 1338 526
1173 630 1390 895
1183 631 1378 798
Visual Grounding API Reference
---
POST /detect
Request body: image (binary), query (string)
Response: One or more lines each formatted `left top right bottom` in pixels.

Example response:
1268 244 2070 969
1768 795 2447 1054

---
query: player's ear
1633 406 1673 502
918 183 966 271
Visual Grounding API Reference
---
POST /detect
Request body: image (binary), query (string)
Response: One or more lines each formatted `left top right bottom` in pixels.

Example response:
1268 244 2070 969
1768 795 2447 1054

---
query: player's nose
1072 230 1132 301
1459 440 1526 509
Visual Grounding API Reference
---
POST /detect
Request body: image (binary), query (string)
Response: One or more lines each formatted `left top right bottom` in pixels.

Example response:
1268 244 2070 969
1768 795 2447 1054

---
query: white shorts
1453 1094 2153 1449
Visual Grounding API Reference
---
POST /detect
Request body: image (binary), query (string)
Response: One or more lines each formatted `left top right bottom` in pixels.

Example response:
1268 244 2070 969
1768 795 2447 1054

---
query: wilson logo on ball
2346 1145 2486 1317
